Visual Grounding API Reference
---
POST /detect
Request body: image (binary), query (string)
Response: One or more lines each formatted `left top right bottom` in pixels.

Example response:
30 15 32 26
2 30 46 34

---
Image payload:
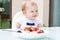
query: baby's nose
34 12 38 16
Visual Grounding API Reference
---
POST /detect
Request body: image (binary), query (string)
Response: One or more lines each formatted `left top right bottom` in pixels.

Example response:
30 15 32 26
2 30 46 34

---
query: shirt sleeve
12 11 23 29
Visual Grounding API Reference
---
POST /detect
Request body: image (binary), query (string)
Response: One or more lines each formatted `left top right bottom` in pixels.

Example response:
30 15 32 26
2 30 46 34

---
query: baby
12 1 42 30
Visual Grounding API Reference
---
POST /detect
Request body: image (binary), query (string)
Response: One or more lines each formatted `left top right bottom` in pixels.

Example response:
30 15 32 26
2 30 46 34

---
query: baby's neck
23 14 35 21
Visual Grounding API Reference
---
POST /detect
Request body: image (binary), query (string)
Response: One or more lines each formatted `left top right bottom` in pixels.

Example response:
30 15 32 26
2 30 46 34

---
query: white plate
0 29 51 39
12 30 50 39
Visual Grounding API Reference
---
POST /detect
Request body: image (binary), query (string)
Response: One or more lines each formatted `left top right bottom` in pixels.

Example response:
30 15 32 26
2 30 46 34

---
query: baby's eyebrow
36 10 38 11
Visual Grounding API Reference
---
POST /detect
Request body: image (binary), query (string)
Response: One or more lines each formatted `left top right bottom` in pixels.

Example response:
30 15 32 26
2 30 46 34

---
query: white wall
12 0 23 17
43 0 49 26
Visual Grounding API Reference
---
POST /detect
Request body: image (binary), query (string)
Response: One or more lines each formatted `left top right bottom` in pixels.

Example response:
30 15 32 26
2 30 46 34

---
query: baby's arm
16 23 21 29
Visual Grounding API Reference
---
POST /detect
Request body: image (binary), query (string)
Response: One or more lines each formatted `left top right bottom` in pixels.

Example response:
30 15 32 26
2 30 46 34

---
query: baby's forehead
27 6 38 11
26 2 38 10
22 1 38 11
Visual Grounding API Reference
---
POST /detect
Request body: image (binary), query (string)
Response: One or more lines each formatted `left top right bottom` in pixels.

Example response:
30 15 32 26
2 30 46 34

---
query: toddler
12 0 42 30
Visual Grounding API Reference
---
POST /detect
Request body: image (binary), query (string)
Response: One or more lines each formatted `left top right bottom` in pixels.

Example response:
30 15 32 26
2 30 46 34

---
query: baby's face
25 5 38 20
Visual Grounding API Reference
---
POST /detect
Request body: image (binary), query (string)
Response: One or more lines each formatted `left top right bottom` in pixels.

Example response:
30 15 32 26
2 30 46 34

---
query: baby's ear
22 10 27 14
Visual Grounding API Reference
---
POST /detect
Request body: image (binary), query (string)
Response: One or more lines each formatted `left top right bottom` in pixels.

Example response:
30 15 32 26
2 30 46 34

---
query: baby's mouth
33 15 37 17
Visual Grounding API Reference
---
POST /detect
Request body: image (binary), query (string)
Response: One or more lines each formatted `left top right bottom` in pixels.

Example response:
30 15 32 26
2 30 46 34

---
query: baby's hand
16 23 21 29
37 24 42 27
37 24 42 28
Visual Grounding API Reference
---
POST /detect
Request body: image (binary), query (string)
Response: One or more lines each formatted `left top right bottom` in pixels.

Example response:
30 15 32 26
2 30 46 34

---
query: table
0 27 60 40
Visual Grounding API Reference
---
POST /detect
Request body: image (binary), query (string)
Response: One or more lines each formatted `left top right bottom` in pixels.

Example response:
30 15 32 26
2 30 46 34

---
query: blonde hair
22 1 37 11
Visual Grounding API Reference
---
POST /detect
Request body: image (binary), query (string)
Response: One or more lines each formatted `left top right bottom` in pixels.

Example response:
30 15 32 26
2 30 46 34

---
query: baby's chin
30 17 37 20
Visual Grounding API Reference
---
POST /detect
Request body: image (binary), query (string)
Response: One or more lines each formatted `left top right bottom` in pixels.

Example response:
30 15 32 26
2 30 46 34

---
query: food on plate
31 27 39 31
24 27 32 31
24 27 39 31
37 30 44 33
24 27 44 33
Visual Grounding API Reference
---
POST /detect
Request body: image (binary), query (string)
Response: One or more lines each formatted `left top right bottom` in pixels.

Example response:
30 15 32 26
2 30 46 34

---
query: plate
12 30 49 39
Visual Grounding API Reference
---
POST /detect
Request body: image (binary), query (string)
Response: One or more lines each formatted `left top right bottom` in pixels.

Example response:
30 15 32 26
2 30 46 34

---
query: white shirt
12 12 41 29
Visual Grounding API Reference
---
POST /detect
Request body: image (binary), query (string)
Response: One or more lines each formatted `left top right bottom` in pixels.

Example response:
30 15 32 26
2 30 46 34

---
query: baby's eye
35 10 38 12
31 11 34 13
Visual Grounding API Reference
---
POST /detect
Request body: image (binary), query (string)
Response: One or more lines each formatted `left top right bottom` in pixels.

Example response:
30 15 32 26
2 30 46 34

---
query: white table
0 27 60 40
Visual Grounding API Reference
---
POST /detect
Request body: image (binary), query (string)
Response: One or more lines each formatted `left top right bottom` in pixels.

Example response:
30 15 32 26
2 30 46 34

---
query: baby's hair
22 1 37 11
